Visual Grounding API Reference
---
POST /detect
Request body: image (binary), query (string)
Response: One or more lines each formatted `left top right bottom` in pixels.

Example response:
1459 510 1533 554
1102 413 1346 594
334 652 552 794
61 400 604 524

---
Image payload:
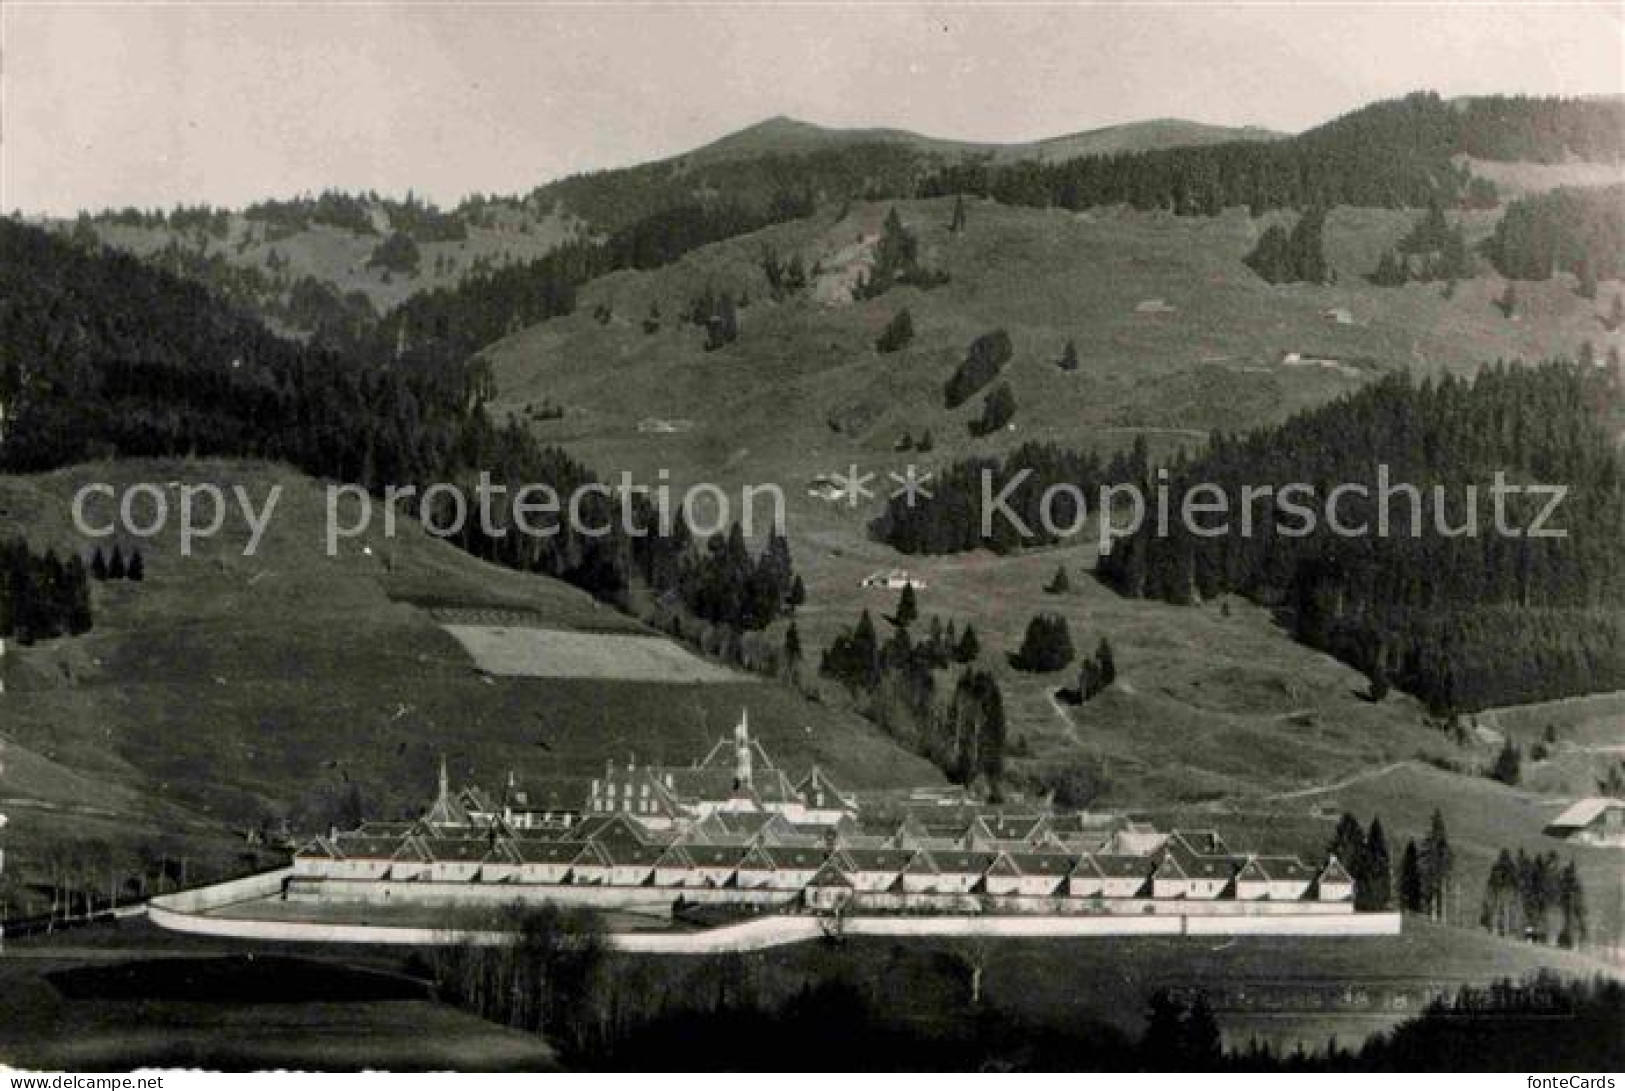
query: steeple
438 755 450 803
734 708 753 790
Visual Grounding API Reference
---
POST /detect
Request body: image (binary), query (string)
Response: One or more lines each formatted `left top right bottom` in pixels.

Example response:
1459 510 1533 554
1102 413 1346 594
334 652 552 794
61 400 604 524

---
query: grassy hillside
0 460 941 910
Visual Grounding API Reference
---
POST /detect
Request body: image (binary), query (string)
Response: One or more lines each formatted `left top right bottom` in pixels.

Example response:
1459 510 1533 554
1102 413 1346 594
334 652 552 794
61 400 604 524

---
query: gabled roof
600 841 665 867
570 842 614 868
795 766 858 810
421 837 494 863
1319 856 1354 884
391 837 433 863
654 844 696 869
1235 858 1270 883
736 846 778 872
903 850 941 875
1170 829 1231 857
1253 856 1316 882
986 853 1024 878
767 846 826 872
976 814 1049 843
1153 853 1188 880
1095 854 1155 879
511 840 584 866
842 848 916 873
929 850 998 875
1176 854 1235 881
807 860 853 889
684 844 746 869
295 837 338 860
1068 854 1106 880
1548 797 1625 829
356 821 416 838
582 812 660 847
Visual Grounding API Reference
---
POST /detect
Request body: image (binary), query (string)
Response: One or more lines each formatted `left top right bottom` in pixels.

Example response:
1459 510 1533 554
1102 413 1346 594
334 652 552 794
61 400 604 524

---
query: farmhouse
1544 798 1625 846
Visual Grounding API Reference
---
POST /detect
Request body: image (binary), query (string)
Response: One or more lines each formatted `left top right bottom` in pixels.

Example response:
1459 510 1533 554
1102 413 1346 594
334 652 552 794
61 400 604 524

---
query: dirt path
1252 760 1417 803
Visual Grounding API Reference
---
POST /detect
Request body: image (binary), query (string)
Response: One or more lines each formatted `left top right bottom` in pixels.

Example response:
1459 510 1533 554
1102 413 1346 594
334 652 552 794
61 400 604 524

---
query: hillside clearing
442 625 747 683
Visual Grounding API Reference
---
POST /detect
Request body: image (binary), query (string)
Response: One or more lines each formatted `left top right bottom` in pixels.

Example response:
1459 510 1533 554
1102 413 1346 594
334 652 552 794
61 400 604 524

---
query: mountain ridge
686 113 1286 165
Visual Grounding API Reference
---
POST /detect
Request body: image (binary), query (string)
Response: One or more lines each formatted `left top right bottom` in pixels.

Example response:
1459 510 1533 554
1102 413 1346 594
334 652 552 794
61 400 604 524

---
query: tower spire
734 708 753 790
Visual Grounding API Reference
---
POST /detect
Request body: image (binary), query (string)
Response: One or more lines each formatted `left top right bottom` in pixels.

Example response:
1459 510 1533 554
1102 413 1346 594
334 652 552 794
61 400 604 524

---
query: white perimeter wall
148 869 1400 951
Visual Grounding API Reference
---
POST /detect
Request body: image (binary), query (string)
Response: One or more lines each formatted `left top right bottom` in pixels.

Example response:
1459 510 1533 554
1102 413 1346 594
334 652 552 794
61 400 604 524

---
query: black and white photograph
0 0 1622 1076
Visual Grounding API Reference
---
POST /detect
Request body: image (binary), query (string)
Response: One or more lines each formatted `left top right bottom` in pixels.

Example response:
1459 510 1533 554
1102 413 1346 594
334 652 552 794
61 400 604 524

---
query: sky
4 2 1622 216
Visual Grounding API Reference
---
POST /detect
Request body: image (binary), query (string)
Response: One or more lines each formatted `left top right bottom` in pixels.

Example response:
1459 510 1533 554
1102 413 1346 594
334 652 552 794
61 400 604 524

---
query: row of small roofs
300 814 1345 883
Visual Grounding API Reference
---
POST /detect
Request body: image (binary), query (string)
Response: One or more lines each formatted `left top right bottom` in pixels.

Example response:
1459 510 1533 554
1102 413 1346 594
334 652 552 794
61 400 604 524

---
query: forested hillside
1096 363 1625 712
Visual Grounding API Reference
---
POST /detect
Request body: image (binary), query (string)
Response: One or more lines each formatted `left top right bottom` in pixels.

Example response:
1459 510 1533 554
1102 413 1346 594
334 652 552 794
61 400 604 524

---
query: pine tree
950 194 967 234
1329 813 1368 896
1498 280 1519 319
1096 637 1116 687
1371 249 1408 286
1367 653 1390 702
1057 339 1079 372
894 583 919 628
1421 809 1454 923
1557 859 1587 948
783 621 803 677
1399 839 1425 912
1045 565 1072 593
876 309 914 353
1577 255 1598 300
916 428 934 453
788 574 806 610
108 545 127 581
955 624 980 664
127 549 145 582
1362 817 1393 910
1490 738 1522 785
1012 612 1074 672
91 547 108 582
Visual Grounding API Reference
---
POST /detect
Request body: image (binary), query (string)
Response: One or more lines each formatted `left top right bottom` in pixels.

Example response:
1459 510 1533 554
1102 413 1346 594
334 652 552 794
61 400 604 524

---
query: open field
443 624 746 683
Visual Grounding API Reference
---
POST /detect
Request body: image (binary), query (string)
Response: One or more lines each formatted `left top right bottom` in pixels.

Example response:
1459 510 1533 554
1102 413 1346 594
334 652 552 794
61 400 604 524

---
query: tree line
918 94 1623 219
